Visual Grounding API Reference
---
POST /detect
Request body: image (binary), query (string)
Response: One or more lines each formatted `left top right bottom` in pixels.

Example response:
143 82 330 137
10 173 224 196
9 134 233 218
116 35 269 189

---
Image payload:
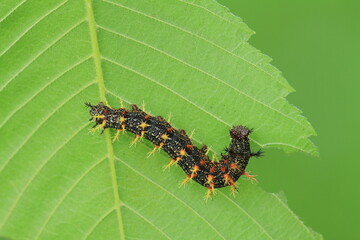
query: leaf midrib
85 0 125 239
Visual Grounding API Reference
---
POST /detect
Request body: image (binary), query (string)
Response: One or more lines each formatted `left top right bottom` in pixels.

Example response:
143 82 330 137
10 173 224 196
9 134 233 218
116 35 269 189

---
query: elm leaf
0 0 320 239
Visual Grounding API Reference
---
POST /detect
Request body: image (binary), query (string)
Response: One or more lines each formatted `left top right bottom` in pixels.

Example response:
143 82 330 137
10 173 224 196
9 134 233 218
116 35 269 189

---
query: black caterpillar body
86 102 262 198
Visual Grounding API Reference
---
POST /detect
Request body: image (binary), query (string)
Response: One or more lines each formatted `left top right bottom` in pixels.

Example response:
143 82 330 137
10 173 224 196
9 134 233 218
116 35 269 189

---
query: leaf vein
115 156 227 240
83 207 116 240
106 84 311 154
271 193 317 240
122 203 172 240
103 57 263 148
0 0 69 58
176 0 234 25
102 0 288 89
105 94 225 156
34 155 108 239
97 24 309 132
219 192 274 240
0 55 92 129
0 18 86 93
0 80 96 174
0 0 27 24
0 121 91 230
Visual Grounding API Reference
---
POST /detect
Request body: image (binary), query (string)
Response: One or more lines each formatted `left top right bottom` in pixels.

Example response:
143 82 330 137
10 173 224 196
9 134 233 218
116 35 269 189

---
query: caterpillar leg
180 166 199 187
200 145 208 153
89 123 97 134
189 129 195 139
204 185 216 201
205 147 211 156
180 175 192 187
130 134 141 147
229 182 238 197
131 104 139 111
90 119 106 134
163 158 176 170
141 101 146 112
251 150 264 157
243 171 258 183
112 129 122 142
211 154 218 162
204 175 216 201
119 99 125 108
147 145 161 157
167 112 172 123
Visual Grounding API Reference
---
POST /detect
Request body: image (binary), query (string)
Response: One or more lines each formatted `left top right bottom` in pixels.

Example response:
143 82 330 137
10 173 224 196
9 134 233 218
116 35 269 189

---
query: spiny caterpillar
86 102 263 199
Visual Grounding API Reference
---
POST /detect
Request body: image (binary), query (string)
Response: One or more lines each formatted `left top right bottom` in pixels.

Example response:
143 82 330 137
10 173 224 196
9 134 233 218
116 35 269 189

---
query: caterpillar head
85 102 109 118
229 125 252 139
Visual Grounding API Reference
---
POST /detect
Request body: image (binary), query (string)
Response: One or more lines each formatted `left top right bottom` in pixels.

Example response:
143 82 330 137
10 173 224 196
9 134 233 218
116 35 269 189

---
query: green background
217 0 359 239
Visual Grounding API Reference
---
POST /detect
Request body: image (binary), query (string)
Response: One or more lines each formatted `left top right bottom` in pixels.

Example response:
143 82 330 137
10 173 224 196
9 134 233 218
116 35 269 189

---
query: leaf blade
0 0 320 239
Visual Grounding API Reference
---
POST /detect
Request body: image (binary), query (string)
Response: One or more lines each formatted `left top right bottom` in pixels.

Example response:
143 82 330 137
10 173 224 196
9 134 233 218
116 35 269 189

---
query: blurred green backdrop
216 0 360 239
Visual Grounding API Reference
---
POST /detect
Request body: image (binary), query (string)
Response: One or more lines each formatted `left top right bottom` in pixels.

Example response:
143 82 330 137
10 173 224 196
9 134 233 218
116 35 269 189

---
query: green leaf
0 0 320 239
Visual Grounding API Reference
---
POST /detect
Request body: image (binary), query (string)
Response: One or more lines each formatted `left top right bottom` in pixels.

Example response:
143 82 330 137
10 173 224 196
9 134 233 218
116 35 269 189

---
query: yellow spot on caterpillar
179 149 186 156
119 116 126 123
161 133 169 141
139 121 148 129
192 165 199 173
92 114 105 120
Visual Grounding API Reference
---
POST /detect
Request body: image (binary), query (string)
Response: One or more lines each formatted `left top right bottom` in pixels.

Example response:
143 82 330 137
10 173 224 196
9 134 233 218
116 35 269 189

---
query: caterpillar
86 102 263 199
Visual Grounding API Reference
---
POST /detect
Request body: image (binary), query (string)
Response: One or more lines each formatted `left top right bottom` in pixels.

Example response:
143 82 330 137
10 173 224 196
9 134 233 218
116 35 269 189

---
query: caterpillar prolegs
86 102 263 199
